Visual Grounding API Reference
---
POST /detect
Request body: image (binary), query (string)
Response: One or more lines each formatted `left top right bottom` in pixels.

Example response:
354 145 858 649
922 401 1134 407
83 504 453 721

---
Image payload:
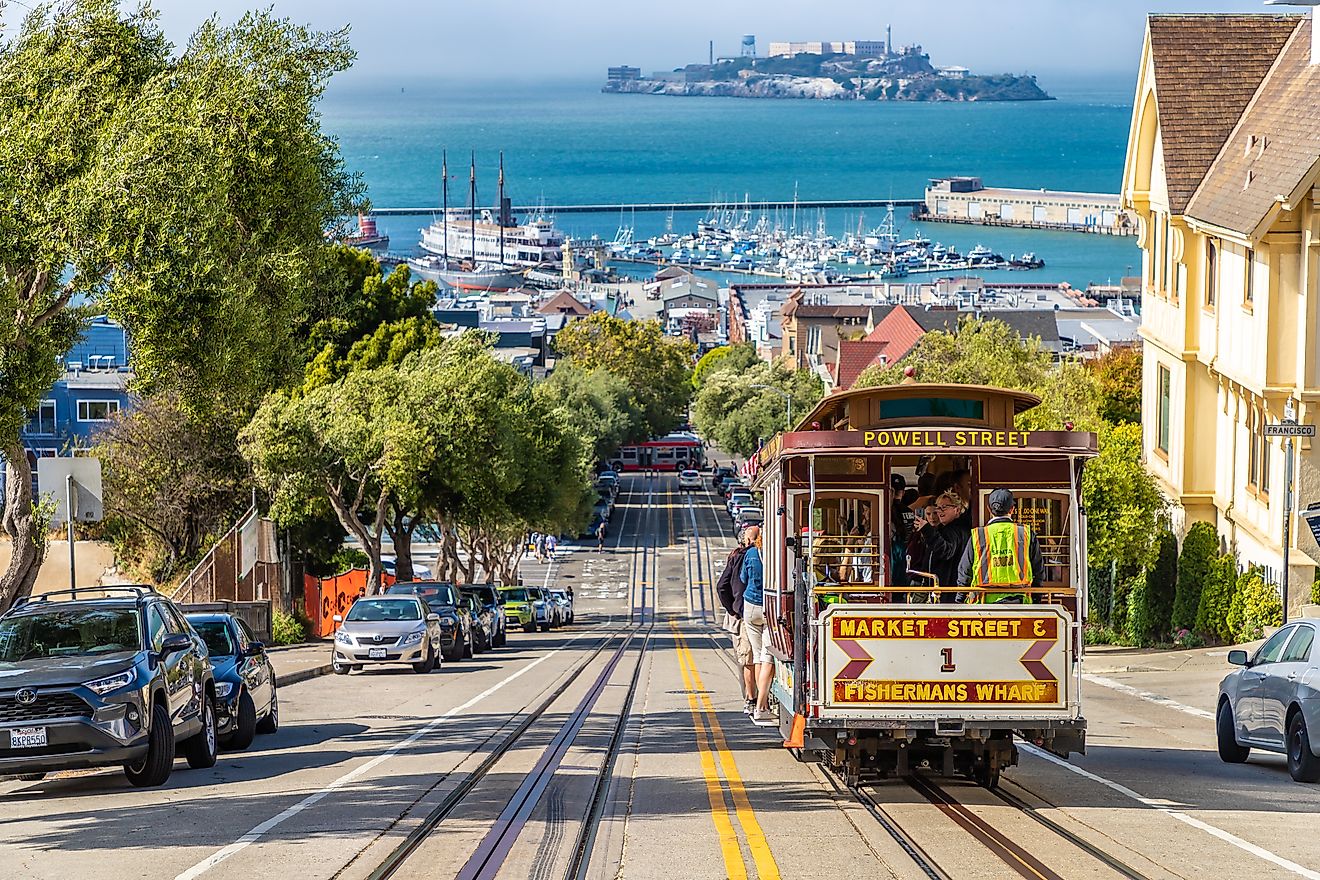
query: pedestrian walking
596 519 607 552
739 526 776 726
715 531 755 713
546 534 558 560
535 533 547 563
958 488 1044 604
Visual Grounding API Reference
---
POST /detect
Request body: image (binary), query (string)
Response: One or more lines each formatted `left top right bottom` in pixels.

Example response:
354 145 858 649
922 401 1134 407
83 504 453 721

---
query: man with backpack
716 530 756 714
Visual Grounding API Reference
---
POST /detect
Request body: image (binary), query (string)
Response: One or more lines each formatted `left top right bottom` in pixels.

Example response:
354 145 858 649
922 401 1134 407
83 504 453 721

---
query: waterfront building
766 40 888 58
923 177 1135 235
1121 12 1320 605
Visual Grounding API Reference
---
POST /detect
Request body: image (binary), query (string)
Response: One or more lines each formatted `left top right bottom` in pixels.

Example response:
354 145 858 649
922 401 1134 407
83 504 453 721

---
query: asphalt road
2 472 1319 880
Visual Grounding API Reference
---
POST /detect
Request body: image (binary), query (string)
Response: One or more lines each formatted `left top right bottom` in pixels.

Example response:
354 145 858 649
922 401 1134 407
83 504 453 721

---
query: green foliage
1126 530 1177 646
1173 628 1205 649
1089 346 1143 425
1173 522 1218 632
553 313 694 436
1087 564 1115 629
692 343 759 390
1082 423 1170 576
537 364 647 463
329 547 369 575
1083 621 1128 646
1312 568 1320 605
1124 572 1154 647
271 607 307 646
1226 567 1282 643
1196 553 1240 642
693 358 825 457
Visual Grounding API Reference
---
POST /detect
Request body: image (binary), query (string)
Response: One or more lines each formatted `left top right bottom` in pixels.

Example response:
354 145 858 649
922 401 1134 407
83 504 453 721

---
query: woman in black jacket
918 490 971 602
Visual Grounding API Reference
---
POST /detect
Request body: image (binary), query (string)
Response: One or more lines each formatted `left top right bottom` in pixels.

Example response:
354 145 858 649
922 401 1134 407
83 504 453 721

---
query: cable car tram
749 382 1097 787
611 432 705 472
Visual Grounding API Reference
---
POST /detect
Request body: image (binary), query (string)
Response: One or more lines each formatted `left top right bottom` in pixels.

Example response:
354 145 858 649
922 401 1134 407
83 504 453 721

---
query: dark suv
461 584 507 648
385 581 473 662
0 586 218 787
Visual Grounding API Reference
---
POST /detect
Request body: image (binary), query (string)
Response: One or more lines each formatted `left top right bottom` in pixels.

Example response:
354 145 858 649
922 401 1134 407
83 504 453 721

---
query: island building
922 177 1135 235
1121 11 1320 607
606 66 641 83
767 40 889 58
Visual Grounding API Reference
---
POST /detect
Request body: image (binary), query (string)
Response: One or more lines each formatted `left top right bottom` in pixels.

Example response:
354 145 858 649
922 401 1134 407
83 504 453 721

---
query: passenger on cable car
957 488 1045 604
903 502 939 602
917 489 971 602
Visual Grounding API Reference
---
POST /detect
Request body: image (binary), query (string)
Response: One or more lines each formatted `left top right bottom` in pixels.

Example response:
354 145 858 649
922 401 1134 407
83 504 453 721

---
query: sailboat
410 151 532 293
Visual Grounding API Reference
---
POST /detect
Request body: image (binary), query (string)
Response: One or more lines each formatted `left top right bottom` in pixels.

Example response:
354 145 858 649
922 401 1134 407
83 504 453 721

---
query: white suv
678 469 703 490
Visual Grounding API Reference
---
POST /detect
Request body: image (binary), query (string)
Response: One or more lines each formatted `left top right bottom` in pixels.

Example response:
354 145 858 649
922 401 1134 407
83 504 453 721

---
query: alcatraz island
603 31 1051 102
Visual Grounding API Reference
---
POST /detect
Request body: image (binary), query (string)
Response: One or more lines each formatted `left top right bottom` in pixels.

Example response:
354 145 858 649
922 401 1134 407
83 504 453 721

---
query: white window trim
76 399 121 422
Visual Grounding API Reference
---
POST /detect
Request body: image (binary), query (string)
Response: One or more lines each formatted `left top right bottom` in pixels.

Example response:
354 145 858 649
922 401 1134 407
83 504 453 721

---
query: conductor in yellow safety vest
956 488 1044 603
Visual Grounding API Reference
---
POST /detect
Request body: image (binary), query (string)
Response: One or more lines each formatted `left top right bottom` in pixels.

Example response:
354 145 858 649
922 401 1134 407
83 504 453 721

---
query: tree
537 365 647 463
1173 521 1218 633
693 360 825 457
553 313 694 436
692 343 759 389
1090 346 1143 425
1081 423 1170 578
94 393 250 580
1128 529 1177 645
0 2 363 607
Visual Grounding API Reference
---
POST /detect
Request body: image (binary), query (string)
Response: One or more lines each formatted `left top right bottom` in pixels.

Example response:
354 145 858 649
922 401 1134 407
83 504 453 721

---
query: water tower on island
741 34 757 58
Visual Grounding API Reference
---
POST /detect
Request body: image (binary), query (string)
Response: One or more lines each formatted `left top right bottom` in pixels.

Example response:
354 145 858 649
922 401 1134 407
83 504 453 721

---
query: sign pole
1284 434 1294 625
65 473 76 592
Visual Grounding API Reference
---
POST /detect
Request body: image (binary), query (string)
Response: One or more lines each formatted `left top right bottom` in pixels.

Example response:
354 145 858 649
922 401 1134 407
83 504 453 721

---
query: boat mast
441 149 449 264
498 150 506 266
469 150 477 265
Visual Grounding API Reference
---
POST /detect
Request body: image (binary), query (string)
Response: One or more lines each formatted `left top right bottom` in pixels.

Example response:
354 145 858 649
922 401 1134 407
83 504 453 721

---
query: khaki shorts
743 602 772 665
734 625 754 665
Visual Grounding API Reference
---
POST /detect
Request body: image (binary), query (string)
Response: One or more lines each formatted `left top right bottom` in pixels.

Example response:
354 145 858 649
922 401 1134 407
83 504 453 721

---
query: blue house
18 316 133 467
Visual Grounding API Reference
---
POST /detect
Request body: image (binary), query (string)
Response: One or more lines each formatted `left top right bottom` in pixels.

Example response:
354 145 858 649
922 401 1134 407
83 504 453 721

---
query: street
2 472 1318 880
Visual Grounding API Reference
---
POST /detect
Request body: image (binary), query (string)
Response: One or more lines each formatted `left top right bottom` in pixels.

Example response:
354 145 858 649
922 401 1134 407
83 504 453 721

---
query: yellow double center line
671 621 781 880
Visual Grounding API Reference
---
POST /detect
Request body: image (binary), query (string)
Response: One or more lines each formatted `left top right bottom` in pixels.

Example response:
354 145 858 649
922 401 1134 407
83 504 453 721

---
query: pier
367 198 925 217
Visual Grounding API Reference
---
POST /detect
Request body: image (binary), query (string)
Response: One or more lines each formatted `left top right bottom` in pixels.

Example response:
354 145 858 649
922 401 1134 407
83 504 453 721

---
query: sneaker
751 708 777 726
742 699 755 715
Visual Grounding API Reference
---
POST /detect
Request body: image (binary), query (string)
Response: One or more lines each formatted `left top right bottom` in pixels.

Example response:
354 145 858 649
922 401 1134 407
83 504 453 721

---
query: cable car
611 433 705 472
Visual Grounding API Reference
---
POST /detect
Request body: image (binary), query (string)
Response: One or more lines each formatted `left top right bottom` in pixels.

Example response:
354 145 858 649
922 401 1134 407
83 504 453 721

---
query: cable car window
878 398 985 421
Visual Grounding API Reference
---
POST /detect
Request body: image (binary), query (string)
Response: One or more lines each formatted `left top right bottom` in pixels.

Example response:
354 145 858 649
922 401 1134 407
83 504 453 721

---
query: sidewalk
267 641 333 687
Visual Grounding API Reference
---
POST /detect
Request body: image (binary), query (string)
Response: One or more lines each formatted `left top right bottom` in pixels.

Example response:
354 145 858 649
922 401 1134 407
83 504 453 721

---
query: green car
499 586 552 633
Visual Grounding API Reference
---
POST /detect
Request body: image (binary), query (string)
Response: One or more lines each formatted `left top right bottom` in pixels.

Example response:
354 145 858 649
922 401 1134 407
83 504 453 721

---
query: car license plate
8 727 47 749
368 647 387 659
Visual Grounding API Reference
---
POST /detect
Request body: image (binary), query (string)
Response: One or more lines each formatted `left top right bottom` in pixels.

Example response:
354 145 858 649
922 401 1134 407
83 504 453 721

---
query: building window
1157 366 1171 454
1247 407 1271 496
26 400 56 435
76 400 120 422
1244 247 1255 305
1206 240 1217 307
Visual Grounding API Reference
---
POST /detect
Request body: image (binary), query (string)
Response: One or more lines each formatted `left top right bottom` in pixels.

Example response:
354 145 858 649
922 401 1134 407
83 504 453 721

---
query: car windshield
192 621 235 657
387 582 457 606
501 589 529 603
346 599 421 622
682 470 698 477
528 589 546 601
0 608 142 660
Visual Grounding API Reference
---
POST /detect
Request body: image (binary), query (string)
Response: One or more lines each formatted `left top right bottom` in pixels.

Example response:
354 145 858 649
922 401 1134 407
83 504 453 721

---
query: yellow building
1122 12 1320 610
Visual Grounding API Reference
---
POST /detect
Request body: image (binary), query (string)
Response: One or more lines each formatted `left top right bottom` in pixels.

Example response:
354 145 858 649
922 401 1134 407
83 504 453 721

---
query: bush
1172 628 1204 650
1226 567 1282 643
1087 565 1114 628
1083 621 1128 646
1173 522 1217 632
1195 553 1238 642
1135 529 1178 644
1312 568 1320 605
1124 572 1155 646
329 547 370 575
271 607 308 646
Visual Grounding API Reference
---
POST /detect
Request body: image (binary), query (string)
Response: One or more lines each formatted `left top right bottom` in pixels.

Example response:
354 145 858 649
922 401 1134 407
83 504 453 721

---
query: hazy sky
0 0 1294 82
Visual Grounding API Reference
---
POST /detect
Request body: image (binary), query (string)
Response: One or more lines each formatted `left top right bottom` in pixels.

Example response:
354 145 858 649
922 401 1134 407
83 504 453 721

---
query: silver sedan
331 596 443 675
1218 620 1320 782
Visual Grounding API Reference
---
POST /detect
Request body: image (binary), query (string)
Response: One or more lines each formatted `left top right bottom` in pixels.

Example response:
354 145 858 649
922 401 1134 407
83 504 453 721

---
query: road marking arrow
835 639 873 680
1019 639 1055 681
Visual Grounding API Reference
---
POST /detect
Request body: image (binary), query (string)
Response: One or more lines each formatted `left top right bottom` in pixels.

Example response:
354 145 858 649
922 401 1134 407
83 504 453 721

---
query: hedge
1173 522 1217 633
1195 553 1238 643
1226 567 1282 643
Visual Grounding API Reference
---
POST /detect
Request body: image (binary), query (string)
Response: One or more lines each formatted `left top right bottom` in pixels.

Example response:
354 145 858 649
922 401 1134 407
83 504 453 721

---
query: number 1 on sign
940 647 956 673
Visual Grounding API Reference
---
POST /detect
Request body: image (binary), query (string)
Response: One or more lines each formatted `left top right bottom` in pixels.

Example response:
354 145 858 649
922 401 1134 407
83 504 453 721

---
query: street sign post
35 457 103 591
1268 415 1313 624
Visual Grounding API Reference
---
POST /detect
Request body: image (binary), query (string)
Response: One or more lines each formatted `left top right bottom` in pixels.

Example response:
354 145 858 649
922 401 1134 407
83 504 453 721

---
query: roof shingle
1147 13 1301 214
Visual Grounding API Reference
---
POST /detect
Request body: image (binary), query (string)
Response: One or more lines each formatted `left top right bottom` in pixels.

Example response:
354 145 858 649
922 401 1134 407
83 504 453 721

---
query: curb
275 663 333 688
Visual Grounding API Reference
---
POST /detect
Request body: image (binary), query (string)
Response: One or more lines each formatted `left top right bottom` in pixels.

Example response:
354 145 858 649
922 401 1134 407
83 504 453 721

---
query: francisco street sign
1265 423 1317 437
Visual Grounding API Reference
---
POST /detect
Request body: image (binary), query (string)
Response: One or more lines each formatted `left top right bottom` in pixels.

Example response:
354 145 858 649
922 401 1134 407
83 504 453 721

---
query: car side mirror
426 613 440 623
1227 649 1250 667
159 633 192 658
246 642 266 657
333 614 343 623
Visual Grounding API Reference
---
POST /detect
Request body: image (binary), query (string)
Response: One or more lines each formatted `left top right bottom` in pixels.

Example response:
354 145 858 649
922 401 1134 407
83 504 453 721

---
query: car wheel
523 622 535 633
495 626 507 648
124 702 175 787
256 686 279 735
539 621 551 633
412 643 437 674
223 691 257 751
1287 713 1320 783
183 694 219 769
1217 701 1250 764
332 656 351 675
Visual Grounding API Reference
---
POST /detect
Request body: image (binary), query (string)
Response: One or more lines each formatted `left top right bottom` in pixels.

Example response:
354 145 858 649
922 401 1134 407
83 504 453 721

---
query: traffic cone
782 713 806 749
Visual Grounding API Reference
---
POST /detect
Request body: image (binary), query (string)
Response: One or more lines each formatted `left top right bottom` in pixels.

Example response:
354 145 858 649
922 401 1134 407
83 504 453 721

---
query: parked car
385 581 473 661
548 589 575 625
678 469 703 490
596 472 619 497
185 612 278 750
461 584 508 647
727 488 754 516
462 593 496 651
332 596 442 674
0 586 218 787
718 475 742 497
527 587 555 632
735 506 765 529
500 586 539 633
381 556 434 580
1218 620 1320 782
711 466 736 489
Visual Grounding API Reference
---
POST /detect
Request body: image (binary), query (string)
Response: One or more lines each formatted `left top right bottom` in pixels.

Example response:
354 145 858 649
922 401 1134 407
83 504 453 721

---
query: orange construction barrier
303 569 397 638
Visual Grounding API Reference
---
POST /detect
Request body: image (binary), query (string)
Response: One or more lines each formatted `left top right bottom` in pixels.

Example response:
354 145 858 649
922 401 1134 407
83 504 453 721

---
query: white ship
419 208 565 267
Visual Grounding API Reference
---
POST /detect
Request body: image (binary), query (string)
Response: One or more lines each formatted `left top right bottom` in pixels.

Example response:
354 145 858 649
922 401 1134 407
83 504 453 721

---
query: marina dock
368 197 925 217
